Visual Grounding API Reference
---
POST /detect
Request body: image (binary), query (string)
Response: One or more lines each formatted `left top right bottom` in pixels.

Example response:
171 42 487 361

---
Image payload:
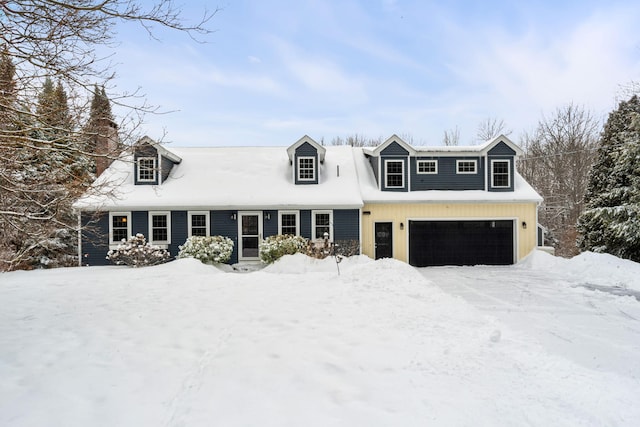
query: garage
408 220 514 267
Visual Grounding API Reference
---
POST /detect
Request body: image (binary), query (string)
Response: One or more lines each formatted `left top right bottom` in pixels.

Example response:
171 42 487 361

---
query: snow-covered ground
1 252 639 426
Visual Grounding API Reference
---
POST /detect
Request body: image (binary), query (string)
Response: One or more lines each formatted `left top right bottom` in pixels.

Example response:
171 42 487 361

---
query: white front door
239 212 263 260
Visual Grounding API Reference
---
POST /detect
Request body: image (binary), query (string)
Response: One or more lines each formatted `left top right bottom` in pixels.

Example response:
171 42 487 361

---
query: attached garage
408 220 514 267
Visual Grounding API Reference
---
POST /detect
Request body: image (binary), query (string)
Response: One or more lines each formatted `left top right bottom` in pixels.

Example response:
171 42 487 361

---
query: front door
375 222 393 259
239 212 263 260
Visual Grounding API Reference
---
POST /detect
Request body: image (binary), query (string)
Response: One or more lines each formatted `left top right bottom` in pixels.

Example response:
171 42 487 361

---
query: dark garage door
409 220 514 267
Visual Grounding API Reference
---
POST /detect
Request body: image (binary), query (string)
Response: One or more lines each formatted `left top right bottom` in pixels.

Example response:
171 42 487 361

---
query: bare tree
518 104 599 257
442 126 460 146
476 117 511 142
330 134 382 147
0 1 216 270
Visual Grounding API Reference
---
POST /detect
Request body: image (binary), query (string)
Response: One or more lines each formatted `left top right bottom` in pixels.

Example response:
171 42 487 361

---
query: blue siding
333 209 360 241
368 155 379 183
211 210 239 264
380 141 410 156
81 212 109 266
132 211 148 237
263 210 278 237
294 142 319 185
170 211 188 256
410 156 484 190
300 210 312 239
488 141 516 156
160 155 174 183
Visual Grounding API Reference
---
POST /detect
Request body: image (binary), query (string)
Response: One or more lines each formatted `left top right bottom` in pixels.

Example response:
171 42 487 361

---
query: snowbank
521 250 640 292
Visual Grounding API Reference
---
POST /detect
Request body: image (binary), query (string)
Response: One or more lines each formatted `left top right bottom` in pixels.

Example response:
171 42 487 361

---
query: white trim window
109 212 131 245
312 210 333 240
137 157 157 182
456 159 477 174
278 211 300 236
385 159 404 188
297 156 316 181
149 211 171 245
491 160 511 188
188 211 209 237
417 159 438 174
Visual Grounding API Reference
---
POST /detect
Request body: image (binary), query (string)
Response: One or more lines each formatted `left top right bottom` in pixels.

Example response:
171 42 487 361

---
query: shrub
106 233 171 267
259 234 308 264
305 239 360 259
178 235 234 264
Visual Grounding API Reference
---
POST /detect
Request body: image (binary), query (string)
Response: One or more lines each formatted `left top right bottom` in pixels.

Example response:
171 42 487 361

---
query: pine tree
577 95 640 261
0 45 17 126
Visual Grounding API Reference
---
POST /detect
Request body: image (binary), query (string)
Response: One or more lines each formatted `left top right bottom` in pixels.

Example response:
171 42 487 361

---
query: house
74 134 542 267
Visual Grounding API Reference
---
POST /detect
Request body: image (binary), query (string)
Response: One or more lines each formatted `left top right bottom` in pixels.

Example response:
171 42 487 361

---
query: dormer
287 135 326 185
367 135 415 192
481 135 523 192
133 136 182 185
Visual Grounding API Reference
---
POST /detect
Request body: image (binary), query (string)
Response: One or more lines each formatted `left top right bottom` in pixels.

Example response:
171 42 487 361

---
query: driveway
419 263 640 379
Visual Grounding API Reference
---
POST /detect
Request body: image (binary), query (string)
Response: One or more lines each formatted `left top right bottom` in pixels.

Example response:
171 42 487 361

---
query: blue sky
109 0 640 146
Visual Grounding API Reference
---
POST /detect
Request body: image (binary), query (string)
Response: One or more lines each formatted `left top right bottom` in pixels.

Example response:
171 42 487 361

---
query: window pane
281 213 297 235
113 228 128 242
153 228 168 241
298 158 315 180
191 214 206 228
191 227 207 236
387 161 402 174
151 214 168 242
113 215 127 228
242 216 258 235
315 213 330 239
138 158 155 181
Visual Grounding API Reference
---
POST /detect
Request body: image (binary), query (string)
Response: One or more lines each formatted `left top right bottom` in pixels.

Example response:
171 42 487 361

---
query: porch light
522 221 527 229
400 222 404 230
265 213 271 220
231 213 237 221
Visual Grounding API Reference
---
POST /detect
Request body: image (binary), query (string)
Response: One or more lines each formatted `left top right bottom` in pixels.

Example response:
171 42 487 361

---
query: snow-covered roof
75 145 364 211
363 134 524 157
75 137 542 211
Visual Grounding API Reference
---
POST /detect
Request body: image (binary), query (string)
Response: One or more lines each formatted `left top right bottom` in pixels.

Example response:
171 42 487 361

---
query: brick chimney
95 120 119 176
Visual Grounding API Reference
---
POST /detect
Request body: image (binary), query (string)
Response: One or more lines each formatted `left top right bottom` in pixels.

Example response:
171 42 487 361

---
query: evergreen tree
577 95 640 261
0 45 17 126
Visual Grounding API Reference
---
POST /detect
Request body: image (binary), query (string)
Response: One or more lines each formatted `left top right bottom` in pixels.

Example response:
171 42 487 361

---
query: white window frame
312 210 333 241
187 211 209 237
148 211 171 246
491 160 511 188
278 210 300 236
456 159 477 174
385 159 404 188
137 157 157 182
417 159 438 174
109 211 131 248
297 156 316 181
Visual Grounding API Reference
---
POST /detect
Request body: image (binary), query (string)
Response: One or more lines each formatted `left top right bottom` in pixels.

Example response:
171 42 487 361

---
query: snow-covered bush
178 235 234 264
106 234 171 267
259 234 308 264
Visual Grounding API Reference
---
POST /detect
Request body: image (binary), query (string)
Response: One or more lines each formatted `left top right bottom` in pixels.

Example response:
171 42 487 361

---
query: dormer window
491 160 510 188
297 156 316 181
385 160 404 188
137 157 157 182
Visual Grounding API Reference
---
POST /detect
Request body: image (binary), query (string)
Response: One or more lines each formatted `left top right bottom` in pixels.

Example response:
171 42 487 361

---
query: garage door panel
409 220 513 267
